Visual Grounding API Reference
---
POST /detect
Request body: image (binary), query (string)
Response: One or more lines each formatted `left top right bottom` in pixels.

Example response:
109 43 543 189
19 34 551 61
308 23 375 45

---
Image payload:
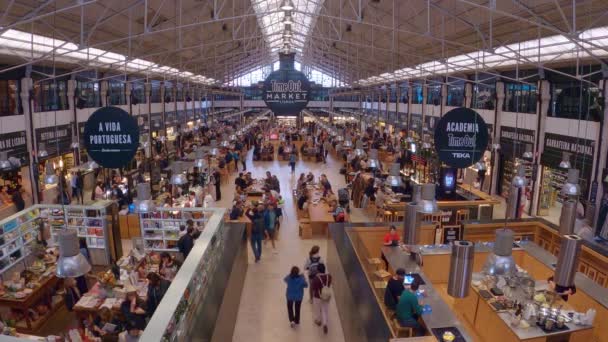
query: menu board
0 131 29 165
36 124 72 158
442 225 462 244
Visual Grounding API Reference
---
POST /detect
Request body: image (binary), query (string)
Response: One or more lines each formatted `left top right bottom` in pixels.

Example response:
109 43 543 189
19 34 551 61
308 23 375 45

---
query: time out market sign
433 107 488 168
83 107 140 168
263 71 310 115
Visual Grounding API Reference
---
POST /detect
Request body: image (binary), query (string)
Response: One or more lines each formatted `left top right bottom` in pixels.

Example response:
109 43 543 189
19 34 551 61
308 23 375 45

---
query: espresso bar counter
381 246 474 341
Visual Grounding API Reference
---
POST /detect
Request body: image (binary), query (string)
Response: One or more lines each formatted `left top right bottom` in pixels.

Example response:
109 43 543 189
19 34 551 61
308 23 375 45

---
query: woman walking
304 245 323 303
288 151 297 174
311 263 332 334
284 266 308 328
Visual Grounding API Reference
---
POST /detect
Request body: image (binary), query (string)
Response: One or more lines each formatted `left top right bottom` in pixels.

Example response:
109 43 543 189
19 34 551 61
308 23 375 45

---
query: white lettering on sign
40 129 68 140
546 138 593 156
265 79 309 104
448 134 476 148
90 121 132 145
500 130 535 143
445 122 479 133
0 136 26 150
452 152 471 158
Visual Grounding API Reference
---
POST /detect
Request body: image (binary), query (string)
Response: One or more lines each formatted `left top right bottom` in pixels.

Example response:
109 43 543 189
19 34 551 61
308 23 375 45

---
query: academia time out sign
433 107 488 168
263 71 310 115
84 107 140 168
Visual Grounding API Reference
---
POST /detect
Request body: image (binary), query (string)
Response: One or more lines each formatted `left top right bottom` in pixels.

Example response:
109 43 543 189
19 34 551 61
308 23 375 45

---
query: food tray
536 322 570 334
431 326 466 342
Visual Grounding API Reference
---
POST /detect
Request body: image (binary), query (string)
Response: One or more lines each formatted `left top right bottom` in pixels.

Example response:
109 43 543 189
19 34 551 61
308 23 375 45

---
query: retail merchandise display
501 158 532 198
140 207 210 252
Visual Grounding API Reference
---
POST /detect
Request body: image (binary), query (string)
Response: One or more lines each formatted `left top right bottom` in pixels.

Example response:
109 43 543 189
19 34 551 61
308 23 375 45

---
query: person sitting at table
364 178 377 205
305 172 315 184
320 174 333 197
230 200 244 220
121 285 147 330
384 268 406 310
146 272 170 313
159 252 180 281
297 192 309 211
244 172 254 187
396 280 424 336
92 307 121 338
118 320 142 342
63 277 82 311
383 225 401 246
332 202 346 222
235 173 247 191
271 175 281 193
297 173 306 190
264 171 273 187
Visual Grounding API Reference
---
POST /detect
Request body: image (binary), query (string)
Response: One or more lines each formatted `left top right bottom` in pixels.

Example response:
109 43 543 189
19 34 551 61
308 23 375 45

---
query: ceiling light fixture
280 0 294 11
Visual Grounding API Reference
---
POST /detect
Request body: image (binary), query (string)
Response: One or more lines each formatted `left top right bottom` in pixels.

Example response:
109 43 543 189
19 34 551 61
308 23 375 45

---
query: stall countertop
413 242 522 256
518 240 608 309
381 246 473 341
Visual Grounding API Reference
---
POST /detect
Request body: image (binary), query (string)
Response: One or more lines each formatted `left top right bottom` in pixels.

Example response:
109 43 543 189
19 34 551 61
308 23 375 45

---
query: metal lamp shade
44 161 58 185
418 184 438 214
511 164 527 188
368 149 380 169
522 145 533 159
385 163 403 187
56 230 92 278
194 149 208 169
354 141 366 157
559 152 571 169
0 152 12 170
561 169 581 196
135 183 154 213
38 143 48 158
170 162 188 185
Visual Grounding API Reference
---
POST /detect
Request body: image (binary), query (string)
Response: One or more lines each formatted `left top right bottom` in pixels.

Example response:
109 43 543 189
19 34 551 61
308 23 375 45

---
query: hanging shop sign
433 107 488 168
83 106 140 168
150 113 163 131
443 225 462 244
36 124 72 158
499 126 535 157
0 131 28 165
263 53 310 115
424 115 438 132
541 133 594 176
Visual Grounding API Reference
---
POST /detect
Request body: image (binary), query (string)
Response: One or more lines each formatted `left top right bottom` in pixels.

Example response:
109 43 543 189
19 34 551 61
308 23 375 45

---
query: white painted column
491 81 505 196
100 80 108 107
531 79 551 216
20 77 38 204
464 82 473 108
593 79 608 229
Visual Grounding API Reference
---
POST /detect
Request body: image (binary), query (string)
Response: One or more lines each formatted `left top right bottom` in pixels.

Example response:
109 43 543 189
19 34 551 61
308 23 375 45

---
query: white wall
500 111 538 132
0 115 26 134
544 117 600 139
333 101 359 108
410 104 422 114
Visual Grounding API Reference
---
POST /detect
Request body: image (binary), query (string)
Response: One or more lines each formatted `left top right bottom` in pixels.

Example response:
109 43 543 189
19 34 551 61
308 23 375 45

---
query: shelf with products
501 158 532 198
139 207 211 253
0 207 42 274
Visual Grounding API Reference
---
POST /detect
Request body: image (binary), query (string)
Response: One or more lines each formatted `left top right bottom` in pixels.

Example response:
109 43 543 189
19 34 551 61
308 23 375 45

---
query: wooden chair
394 210 405 222
383 210 395 222
456 209 470 224
423 213 442 224
391 317 413 338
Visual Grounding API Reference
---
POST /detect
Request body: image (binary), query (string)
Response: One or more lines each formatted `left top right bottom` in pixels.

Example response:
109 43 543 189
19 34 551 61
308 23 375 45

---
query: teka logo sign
263 53 310 115
434 107 488 168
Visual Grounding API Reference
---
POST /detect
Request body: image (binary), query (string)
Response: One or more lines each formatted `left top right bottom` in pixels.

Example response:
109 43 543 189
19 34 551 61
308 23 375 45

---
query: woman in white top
94 182 105 200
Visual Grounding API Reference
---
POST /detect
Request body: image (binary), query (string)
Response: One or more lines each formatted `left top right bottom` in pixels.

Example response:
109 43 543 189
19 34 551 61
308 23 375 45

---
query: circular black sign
434 107 488 168
263 69 310 115
84 107 140 168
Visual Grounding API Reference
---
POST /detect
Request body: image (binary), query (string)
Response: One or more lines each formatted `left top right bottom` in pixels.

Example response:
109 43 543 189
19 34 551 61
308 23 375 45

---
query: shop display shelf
0 255 25 274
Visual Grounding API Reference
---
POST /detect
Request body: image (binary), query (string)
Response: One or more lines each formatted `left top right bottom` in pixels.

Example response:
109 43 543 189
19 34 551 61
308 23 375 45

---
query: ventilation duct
554 235 582 288
447 241 475 298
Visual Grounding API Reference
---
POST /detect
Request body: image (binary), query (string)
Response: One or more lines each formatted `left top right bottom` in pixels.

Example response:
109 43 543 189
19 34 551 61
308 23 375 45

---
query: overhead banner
84 106 140 168
433 107 488 168
263 53 310 115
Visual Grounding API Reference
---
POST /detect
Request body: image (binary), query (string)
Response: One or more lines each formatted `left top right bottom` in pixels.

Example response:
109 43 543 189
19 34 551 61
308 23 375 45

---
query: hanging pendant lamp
559 152 571 169
38 143 49 158
44 161 58 185
0 152 12 170
56 230 92 278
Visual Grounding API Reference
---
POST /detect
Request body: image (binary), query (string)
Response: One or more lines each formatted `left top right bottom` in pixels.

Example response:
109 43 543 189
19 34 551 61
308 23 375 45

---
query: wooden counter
0 274 63 333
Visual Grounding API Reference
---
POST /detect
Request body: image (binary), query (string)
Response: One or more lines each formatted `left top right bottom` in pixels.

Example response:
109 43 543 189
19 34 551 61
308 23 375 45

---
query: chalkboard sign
83 107 139 168
442 225 462 244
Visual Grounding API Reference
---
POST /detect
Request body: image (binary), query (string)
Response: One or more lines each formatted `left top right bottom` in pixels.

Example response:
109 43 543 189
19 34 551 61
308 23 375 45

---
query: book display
139 207 211 252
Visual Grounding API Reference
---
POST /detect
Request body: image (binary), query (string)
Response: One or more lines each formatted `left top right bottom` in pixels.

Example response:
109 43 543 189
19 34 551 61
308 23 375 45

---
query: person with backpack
246 205 265 262
284 266 308 328
304 245 323 303
311 263 332 334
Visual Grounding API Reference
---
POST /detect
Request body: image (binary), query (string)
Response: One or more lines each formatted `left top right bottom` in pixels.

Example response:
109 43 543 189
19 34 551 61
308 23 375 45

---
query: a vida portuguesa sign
263 53 311 115
433 107 488 168
84 107 140 168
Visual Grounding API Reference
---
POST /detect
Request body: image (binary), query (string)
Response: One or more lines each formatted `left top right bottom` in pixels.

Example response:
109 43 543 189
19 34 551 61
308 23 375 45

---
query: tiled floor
231 149 346 342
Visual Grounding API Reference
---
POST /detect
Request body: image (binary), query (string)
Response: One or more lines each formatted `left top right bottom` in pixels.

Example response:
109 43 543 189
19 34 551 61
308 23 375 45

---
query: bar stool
383 210 395 222
456 209 470 224
423 213 441 224
394 210 405 222
391 317 413 338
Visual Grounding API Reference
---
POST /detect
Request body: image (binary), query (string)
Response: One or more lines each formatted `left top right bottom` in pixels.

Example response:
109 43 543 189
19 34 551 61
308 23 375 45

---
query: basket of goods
98 270 117 288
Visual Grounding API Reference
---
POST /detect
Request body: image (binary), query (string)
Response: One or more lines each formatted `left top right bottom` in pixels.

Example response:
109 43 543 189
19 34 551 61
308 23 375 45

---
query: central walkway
221 148 347 342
